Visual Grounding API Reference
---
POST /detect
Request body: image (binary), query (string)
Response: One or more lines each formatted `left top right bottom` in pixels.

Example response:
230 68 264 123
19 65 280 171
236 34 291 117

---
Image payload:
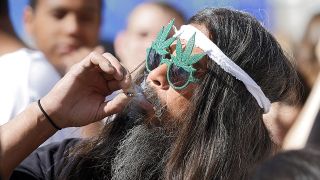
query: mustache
142 82 167 118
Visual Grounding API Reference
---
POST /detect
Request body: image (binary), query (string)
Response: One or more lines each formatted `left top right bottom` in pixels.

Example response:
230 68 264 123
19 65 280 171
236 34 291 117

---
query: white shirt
0 48 80 145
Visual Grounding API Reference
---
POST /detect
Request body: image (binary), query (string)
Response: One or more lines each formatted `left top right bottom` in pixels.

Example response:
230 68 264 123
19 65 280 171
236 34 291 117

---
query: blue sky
9 0 269 42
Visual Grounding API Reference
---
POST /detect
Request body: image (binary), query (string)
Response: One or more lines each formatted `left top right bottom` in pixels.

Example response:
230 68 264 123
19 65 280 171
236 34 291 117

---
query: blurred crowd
0 0 320 179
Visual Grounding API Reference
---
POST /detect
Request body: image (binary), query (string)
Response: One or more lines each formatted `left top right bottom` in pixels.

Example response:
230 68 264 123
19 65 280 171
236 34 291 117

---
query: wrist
29 101 58 134
38 99 62 130
38 96 67 129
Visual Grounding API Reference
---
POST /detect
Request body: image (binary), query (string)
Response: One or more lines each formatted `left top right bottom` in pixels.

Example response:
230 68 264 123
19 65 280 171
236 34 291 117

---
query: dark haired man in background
0 0 103 145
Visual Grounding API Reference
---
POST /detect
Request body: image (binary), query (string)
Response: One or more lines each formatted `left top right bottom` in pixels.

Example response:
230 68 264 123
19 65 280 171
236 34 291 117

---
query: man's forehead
127 5 184 36
37 0 100 11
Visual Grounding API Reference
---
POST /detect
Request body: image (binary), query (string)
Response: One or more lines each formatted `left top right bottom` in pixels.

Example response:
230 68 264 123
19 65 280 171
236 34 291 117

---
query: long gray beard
111 125 174 180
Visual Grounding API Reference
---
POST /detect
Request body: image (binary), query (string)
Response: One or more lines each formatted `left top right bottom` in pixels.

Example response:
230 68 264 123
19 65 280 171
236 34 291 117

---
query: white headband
174 25 271 113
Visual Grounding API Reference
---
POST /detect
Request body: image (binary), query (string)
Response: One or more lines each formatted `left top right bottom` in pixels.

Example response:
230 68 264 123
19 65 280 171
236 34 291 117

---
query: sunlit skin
146 24 209 120
24 0 101 74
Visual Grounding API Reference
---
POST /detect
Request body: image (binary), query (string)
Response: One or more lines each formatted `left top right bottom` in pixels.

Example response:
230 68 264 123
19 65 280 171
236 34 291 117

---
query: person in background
24 0 102 75
0 0 103 145
114 2 185 77
0 0 24 55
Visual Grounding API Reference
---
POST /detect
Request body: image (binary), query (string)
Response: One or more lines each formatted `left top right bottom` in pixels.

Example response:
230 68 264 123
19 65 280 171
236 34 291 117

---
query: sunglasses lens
147 49 162 71
168 64 189 88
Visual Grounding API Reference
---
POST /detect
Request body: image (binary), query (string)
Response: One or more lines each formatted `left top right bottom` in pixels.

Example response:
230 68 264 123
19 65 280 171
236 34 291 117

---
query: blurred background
8 0 320 53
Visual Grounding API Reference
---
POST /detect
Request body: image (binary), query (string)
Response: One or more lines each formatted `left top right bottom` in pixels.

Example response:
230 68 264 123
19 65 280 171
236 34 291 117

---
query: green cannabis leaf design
145 20 206 90
147 19 176 55
163 33 205 73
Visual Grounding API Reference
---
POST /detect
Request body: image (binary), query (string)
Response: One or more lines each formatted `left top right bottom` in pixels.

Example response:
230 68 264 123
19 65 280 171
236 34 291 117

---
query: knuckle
89 51 100 59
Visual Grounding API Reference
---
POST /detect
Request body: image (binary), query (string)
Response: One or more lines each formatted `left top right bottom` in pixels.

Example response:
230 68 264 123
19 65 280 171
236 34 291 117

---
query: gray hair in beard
110 81 176 180
111 124 175 180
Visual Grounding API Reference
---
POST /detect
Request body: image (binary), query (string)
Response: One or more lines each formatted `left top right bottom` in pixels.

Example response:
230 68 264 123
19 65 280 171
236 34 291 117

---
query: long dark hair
59 8 298 180
165 8 297 180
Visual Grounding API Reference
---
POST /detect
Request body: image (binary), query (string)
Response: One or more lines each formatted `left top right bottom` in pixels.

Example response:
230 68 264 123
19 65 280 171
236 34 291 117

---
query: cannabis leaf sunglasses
145 19 205 90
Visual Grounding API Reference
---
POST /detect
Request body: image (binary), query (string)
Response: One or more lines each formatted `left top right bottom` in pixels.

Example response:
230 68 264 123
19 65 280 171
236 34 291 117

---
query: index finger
82 51 116 74
102 53 131 90
102 53 125 81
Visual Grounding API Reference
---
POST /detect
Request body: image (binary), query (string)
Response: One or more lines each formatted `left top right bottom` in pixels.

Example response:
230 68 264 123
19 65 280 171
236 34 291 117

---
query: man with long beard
11 8 298 180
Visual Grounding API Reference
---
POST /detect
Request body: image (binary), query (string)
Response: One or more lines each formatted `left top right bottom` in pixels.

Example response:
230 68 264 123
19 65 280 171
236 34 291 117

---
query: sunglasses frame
145 18 207 90
161 58 200 90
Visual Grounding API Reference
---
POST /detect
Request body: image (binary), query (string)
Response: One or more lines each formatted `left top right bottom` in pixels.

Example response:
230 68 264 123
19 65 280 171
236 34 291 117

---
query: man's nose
63 14 81 35
147 64 170 90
